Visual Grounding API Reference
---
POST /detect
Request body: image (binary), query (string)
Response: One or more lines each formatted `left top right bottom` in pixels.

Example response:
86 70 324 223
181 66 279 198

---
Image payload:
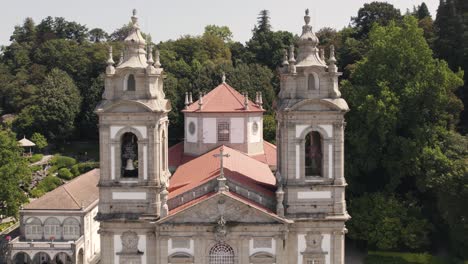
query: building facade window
43 217 61 240
126 74 136 91
121 132 138 177
305 131 323 176
63 218 80 240
308 73 316 90
217 122 230 142
25 217 42 238
209 242 234 264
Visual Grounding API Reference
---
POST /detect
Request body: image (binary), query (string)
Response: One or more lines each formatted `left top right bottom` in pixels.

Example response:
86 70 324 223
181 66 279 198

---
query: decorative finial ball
305 8 309 16
133 9 137 16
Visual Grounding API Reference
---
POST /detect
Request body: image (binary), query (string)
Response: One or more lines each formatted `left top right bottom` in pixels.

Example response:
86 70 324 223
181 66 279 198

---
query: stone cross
213 146 230 191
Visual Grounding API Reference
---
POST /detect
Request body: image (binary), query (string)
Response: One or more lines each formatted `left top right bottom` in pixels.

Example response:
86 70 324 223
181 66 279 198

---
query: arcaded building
8 169 101 264
95 9 349 264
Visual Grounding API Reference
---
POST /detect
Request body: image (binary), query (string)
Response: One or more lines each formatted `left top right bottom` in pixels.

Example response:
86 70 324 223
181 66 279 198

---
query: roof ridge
63 184 82 209
224 83 246 107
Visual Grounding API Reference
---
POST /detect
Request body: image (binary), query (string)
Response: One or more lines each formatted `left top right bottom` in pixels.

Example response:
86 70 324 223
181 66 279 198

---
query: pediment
160 192 289 224
290 98 349 112
95 100 155 113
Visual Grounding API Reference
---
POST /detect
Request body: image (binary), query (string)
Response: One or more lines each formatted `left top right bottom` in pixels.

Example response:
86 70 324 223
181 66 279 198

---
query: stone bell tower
276 9 350 264
95 10 171 264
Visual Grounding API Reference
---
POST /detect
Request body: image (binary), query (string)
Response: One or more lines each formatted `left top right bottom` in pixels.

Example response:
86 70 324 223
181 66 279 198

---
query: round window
188 122 196 135
252 122 259 135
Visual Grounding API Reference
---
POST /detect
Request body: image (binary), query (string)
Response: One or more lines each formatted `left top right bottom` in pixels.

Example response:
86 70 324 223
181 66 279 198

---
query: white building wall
186 117 198 143
202 118 216 143
230 118 244 143
248 116 262 143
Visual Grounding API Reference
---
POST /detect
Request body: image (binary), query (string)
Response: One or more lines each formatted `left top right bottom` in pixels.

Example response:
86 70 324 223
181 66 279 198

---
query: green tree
204 25 233 42
343 16 463 194
30 132 47 151
416 2 431 19
245 9 295 69
0 129 30 218
351 2 402 38
348 193 431 250
13 68 82 140
89 28 108 43
434 0 467 133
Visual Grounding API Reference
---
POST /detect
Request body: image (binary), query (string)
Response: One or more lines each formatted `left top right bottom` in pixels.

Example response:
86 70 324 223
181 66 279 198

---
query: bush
71 162 99 176
365 252 461 264
31 132 47 150
348 193 431 251
28 153 43 163
50 155 76 169
57 168 73 180
30 175 62 198
30 165 42 172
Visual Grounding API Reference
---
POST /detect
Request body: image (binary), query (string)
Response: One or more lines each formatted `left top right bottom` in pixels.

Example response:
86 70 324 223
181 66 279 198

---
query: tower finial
288 45 297 74
107 46 114 65
198 91 204 110
131 9 139 28
154 49 161 68
328 45 337 72
222 72 226 83
258 91 263 109
304 9 310 25
244 92 249 110
184 92 189 109
282 49 289 66
189 92 193 104
147 44 154 65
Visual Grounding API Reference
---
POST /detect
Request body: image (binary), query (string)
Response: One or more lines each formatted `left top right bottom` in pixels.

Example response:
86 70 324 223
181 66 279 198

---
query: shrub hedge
30 175 62 198
50 155 76 169
28 153 43 163
57 168 73 180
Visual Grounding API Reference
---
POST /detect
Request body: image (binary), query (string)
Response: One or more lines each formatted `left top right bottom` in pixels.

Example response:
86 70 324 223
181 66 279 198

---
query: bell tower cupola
95 9 171 222
276 9 350 219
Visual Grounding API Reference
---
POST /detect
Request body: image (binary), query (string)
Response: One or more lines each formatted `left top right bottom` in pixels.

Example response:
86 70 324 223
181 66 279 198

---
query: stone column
332 229 345 264
333 122 345 185
98 230 114 264
158 235 169 264
146 231 157 264
239 236 250 264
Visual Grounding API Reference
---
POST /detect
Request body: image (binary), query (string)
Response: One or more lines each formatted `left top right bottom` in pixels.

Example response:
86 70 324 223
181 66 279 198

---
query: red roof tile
24 169 99 210
169 145 276 199
183 83 264 113
169 141 277 169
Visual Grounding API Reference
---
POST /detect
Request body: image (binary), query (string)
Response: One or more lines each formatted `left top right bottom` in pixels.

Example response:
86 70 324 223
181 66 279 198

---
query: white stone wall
202 118 216 143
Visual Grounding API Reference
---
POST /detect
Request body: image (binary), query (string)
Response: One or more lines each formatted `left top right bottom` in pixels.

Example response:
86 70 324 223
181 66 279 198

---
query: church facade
95 9 349 264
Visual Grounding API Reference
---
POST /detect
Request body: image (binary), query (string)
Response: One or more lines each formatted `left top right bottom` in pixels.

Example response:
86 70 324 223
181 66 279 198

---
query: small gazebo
18 136 36 157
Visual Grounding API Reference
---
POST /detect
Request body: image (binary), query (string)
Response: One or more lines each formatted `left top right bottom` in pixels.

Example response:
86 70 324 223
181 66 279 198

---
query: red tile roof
168 145 276 199
183 83 264 113
24 169 100 210
169 141 277 169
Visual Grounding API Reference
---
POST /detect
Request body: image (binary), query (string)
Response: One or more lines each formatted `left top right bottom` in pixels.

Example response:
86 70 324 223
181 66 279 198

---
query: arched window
308 72 320 90
121 132 138 177
209 242 234 264
305 131 323 177
308 74 316 90
44 217 61 240
25 217 42 239
126 74 136 91
63 217 80 240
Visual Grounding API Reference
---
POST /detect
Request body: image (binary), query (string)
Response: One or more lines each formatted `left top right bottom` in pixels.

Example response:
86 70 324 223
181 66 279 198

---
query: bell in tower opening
121 132 138 177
